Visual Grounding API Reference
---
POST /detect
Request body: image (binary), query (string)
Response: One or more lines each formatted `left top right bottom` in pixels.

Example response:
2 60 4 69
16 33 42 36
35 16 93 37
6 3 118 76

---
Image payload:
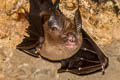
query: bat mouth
65 41 77 49
63 32 78 49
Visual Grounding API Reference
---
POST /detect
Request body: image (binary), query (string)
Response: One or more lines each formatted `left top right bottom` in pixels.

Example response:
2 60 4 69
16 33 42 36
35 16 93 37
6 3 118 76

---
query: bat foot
101 57 109 75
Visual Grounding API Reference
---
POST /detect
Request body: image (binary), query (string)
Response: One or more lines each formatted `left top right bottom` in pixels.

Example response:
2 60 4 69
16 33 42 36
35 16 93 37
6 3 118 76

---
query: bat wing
17 0 61 57
58 29 108 75
17 0 54 57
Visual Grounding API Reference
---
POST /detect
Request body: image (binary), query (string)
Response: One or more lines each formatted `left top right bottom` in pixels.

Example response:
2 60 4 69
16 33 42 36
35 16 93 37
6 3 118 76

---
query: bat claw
101 57 109 74
101 65 105 75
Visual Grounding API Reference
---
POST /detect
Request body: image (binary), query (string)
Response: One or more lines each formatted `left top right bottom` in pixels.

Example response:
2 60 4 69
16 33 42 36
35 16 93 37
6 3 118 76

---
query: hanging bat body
17 0 108 75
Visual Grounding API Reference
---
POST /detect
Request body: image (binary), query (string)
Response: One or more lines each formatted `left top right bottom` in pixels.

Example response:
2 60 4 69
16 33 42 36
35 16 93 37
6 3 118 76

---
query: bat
17 0 108 75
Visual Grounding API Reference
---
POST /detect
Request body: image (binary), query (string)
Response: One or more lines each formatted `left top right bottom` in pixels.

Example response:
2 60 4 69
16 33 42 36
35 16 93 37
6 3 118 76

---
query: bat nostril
67 32 76 42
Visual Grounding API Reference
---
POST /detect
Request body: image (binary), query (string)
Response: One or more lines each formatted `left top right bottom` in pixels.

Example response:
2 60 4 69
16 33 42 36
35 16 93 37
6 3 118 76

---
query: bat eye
50 26 58 31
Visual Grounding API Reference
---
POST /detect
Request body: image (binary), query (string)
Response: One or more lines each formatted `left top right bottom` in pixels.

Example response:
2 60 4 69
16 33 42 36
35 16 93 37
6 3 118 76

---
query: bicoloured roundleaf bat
17 0 108 75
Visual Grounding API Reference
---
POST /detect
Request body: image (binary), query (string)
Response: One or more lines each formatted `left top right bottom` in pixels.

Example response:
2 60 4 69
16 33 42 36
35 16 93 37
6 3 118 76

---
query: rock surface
0 0 120 80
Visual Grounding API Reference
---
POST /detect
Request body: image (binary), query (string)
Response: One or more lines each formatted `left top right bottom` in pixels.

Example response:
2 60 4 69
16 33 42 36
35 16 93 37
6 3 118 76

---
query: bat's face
37 9 83 60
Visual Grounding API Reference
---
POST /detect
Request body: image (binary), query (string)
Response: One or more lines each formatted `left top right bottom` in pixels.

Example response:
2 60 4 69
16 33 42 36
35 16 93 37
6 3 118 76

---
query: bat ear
48 9 64 30
51 0 60 7
74 9 82 33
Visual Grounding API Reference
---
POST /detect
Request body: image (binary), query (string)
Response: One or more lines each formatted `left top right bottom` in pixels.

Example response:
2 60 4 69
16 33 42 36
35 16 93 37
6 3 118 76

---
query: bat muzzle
64 32 78 49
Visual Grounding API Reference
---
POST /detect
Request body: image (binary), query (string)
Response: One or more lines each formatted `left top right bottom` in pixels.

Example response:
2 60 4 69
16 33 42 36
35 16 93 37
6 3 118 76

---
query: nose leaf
67 32 76 42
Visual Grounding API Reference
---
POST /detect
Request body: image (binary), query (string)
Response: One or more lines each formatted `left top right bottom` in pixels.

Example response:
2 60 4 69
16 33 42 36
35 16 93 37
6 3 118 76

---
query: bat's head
38 8 83 61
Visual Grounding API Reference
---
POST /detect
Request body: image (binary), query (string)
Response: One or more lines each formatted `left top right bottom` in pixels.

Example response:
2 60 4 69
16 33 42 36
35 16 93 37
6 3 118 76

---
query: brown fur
37 18 82 60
